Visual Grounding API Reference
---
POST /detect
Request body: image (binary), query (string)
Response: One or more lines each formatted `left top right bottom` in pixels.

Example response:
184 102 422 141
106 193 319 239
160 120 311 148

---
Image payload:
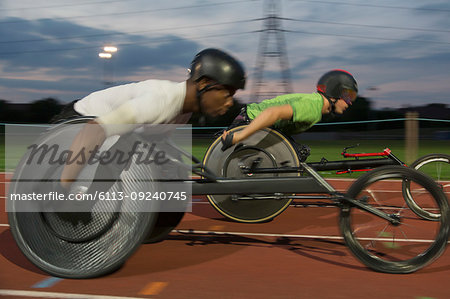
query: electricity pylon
251 0 293 101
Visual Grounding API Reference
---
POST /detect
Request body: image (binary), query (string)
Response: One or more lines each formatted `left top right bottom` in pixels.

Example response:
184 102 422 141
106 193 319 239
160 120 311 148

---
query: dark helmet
317 69 358 103
190 48 246 90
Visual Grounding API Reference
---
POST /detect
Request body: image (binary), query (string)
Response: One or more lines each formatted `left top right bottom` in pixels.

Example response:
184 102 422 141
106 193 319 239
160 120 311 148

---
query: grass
192 138 450 179
2 137 449 179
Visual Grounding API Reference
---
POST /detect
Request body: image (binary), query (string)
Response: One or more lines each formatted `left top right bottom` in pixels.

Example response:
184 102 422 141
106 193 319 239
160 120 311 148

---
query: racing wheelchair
204 125 449 223
6 118 450 278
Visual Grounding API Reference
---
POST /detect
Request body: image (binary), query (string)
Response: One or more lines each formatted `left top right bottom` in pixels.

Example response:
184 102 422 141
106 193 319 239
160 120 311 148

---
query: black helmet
317 69 358 103
190 48 246 90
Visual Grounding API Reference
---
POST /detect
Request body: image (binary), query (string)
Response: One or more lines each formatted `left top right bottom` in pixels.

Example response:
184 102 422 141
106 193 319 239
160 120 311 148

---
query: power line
2 26 449 56
0 31 257 56
2 15 448 47
3 0 447 15
0 0 133 11
0 19 258 44
3 15 447 46
287 29 450 45
0 0 259 25
283 17 450 34
289 0 450 13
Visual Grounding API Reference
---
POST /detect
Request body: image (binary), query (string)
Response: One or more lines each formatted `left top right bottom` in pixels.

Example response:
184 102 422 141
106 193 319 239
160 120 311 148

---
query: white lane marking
175 229 449 244
0 290 149 299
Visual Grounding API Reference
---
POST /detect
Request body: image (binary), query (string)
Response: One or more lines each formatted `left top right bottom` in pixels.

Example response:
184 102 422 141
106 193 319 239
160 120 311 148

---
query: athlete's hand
220 130 234 151
221 131 244 151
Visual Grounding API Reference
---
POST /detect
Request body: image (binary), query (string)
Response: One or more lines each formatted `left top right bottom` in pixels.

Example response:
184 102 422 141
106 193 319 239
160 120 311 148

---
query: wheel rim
203 126 299 223
341 167 449 273
405 156 450 220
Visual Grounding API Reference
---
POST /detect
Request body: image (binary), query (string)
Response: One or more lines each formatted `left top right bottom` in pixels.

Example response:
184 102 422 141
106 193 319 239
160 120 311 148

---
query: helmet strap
328 97 337 114
319 92 337 115
196 83 219 114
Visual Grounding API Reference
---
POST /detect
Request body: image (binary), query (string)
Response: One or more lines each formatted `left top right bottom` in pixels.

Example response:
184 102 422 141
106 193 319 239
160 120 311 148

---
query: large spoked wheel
340 166 449 273
203 126 300 223
7 119 158 278
403 154 450 221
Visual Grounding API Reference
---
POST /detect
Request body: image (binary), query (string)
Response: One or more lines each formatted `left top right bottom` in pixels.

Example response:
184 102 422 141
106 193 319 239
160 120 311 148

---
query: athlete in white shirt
55 48 246 190
75 81 190 129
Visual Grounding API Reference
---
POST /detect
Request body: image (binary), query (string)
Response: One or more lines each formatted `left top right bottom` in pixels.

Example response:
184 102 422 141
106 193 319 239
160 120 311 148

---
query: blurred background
0 0 449 169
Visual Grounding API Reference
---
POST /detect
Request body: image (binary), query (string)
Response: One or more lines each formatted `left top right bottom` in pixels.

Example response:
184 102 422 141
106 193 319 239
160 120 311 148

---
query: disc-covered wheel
340 166 449 273
7 120 158 278
203 126 300 223
142 212 185 244
142 140 188 244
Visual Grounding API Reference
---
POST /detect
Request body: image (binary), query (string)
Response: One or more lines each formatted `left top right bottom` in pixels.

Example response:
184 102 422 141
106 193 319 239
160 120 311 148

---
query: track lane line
0 290 150 299
32 277 63 289
138 282 168 296
175 229 450 243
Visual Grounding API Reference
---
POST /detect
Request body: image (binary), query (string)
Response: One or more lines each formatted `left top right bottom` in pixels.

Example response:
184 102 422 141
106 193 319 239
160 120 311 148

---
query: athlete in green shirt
246 92 324 135
221 69 358 149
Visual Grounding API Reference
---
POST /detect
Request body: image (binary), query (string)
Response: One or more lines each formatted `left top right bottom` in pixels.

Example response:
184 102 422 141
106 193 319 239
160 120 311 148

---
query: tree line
0 97 448 131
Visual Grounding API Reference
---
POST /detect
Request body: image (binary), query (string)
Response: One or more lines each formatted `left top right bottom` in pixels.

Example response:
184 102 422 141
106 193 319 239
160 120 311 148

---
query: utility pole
251 0 293 101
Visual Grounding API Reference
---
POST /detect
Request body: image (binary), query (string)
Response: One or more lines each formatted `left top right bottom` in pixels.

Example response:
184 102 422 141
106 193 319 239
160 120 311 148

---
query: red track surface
1 173 449 299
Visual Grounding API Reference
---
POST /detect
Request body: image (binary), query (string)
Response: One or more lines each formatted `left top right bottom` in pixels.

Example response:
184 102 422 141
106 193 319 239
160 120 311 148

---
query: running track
1 172 449 299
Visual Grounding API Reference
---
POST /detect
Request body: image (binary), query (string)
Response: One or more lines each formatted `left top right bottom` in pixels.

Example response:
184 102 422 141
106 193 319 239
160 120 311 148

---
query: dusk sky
1 0 449 109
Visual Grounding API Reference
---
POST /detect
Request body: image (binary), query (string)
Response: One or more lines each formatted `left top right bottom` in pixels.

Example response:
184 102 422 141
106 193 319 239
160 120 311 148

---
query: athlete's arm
222 104 293 144
60 120 106 189
60 101 140 189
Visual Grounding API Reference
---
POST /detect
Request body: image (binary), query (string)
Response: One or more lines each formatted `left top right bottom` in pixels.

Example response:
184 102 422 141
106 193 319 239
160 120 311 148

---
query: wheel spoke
341 166 449 273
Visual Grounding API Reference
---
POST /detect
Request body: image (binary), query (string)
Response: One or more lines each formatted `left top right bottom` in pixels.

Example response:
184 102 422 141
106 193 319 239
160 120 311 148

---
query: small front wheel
340 166 449 274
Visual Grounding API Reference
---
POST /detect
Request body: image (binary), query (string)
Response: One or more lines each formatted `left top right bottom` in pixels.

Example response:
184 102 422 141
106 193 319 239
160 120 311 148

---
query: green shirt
246 93 324 135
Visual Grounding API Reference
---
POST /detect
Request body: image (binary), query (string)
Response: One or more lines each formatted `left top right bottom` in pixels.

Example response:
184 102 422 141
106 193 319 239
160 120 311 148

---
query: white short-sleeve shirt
74 80 191 136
